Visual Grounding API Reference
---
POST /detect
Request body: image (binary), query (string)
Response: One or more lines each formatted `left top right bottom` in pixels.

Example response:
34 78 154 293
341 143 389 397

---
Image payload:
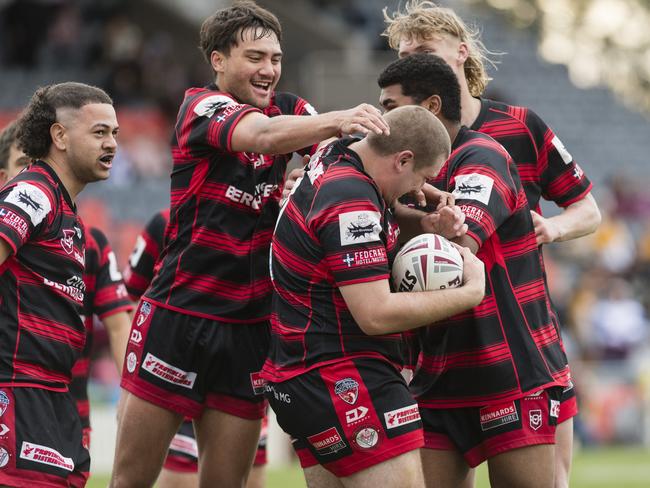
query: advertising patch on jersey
250 371 267 395
338 211 381 246
3 183 51 227
126 352 137 373
0 208 28 240
452 174 494 206
0 447 9 468
345 406 369 425
354 427 379 449
552 135 573 164
479 402 519 431
142 353 197 389
193 94 240 118
334 378 359 405
529 409 543 431
20 442 74 472
550 400 560 419
459 204 485 223
384 404 421 430
0 391 9 417
307 427 346 455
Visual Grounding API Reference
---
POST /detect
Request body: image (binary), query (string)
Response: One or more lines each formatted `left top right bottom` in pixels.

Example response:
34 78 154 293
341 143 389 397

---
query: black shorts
0 387 90 487
122 300 269 419
266 358 423 477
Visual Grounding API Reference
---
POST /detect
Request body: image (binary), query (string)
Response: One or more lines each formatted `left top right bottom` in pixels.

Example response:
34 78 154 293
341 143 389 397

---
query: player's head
382 0 491 97
365 105 450 202
378 53 461 127
16 82 117 187
200 1 282 109
0 121 32 186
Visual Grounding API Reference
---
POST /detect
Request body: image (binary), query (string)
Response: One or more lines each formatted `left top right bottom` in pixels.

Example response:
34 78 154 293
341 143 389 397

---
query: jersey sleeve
90 227 133 318
183 92 262 154
123 210 168 301
0 179 54 253
308 176 390 286
450 145 519 248
526 109 592 207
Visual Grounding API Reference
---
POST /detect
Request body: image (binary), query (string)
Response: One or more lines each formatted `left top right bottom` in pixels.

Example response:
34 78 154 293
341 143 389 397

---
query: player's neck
459 84 481 128
41 156 85 201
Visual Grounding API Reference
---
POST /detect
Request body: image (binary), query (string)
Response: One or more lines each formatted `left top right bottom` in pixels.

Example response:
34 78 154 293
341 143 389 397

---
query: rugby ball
392 234 463 292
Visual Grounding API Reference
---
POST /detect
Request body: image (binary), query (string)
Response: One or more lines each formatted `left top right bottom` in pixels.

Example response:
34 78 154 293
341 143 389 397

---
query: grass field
87 446 650 487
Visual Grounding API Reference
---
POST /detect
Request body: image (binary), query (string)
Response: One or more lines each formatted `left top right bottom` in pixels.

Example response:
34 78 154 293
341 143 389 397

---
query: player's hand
337 103 389 137
281 168 305 206
458 246 485 305
531 210 560 245
420 205 467 238
410 183 454 209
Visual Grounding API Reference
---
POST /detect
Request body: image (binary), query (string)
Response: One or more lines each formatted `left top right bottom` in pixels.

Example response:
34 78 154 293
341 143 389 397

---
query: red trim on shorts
295 446 318 468
463 430 555 468
423 431 457 450
204 393 266 420
558 395 578 424
163 454 198 473
253 446 267 466
121 376 202 418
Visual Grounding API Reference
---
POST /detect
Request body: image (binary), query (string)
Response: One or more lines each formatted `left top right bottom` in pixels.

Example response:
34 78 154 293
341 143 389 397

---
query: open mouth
99 154 114 168
251 80 272 94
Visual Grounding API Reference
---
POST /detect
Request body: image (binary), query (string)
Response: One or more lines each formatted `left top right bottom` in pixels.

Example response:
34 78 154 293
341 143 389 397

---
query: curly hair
382 0 498 97
378 53 462 124
199 1 282 64
0 120 19 170
16 82 112 160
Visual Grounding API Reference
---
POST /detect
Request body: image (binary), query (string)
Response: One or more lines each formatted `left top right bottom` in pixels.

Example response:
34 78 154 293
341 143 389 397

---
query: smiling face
58 103 118 185
213 27 282 109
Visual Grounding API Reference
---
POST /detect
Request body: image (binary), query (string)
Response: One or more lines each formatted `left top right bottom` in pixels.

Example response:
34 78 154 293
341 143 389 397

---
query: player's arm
103 311 131 374
230 103 389 155
394 203 467 241
531 192 601 245
0 237 11 266
339 246 484 336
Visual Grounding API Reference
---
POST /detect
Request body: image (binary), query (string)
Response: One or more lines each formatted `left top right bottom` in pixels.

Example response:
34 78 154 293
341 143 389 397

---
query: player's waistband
139 297 271 325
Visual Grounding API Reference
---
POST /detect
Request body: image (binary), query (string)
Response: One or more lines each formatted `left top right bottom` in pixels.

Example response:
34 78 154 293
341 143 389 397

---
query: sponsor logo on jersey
307 427 346 455
43 277 84 302
304 103 318 115
334 378 359 405
0 208 28 239
529 409 543 430
550 400 560 419
551 135 573 164
142 353 197 389
20 442 74 472
345 406 369 425
4 183 52 226
265 384 292 404
384 404 421 429
193 94 239 118
60 228 75 254
0 391 9 417
129 330 143 344
126 352 137 373
339 211 382 246
459 204 485 222
0 447 9 468
354 427 379 449
479 402 519 431
225 182 279 210
452 174 494 205
250 371 267 395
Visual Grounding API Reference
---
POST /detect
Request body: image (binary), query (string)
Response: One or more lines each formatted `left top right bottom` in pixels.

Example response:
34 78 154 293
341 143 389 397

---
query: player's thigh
304 464 346 488
421 447 471 488
487 443 555 488
157 469 198 488
554 418 573 488
157 419 198 488
341 450 424 488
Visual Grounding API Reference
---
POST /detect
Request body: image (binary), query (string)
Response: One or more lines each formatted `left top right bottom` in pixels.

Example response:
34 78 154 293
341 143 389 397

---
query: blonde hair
383 0 498 97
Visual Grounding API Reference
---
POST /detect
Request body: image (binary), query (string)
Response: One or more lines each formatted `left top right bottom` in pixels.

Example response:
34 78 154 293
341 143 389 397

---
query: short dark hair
377 53 461 123
16 82 113 159
199 1 282 63
0 120 19 170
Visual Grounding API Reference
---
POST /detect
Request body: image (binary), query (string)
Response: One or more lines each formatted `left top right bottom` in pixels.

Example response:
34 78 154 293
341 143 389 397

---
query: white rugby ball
392 234 463 292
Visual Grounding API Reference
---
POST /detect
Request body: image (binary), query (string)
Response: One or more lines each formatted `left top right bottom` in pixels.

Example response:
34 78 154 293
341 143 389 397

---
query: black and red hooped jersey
70 226 132 426
122 209 170 302
0 161 86 390
261 139 403 383
144 85 316 323
411 128 568 408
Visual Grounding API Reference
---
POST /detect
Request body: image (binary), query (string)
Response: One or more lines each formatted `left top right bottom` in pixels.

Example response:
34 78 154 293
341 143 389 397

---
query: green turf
86 447 650 488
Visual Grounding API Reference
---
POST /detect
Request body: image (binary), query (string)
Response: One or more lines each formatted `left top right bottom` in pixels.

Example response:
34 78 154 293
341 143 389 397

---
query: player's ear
422 95 442 116
211 50 226 74
0 168 8 186
397 150 415 171
457 41 469 65
50 122 67 151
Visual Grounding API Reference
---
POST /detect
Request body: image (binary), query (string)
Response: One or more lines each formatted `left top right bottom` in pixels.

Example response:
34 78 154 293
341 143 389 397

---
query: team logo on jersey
339 211 382 246
479 402 519 431
126 352 137 373
20 442 74 472
4 183 52 226
0 391 9 417
354 427 379 449
250 371 267 395
60 229 75 254
334 378 359 405
452 174 494 206
307 427 346 455
529 409 543 431
550 400 560 419
142 353 197 389
384 404 421 429
193 94 238 118
0 447 9 468
136 301 152 326
551 135 573 164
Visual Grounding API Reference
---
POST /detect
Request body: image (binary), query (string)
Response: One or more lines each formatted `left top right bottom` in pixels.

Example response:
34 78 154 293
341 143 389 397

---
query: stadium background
1 0 649 486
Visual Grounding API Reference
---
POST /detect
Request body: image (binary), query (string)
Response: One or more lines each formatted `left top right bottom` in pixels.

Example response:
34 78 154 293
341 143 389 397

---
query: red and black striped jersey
144 85 316 323
261 139 403 383
122 209 170 301
470 98 592 212
70 226 132 427
0 161 86 390
411 128 568 408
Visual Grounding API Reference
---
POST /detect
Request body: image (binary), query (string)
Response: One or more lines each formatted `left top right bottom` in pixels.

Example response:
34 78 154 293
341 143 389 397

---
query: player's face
61 103 118 185
379 84 422 113
0 143 31 186
397 157 443 202
217 28 282 109
398 34 464 78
